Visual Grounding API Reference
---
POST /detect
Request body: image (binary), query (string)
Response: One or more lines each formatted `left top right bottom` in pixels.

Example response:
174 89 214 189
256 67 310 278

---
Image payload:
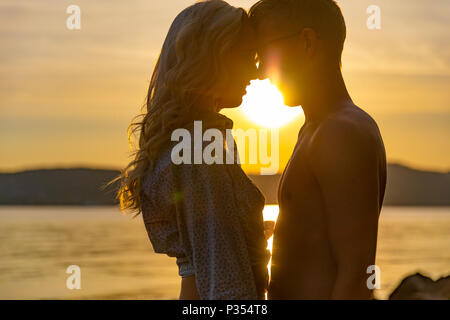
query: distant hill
0 168 119 206
0 164 448 206
250 164 450 206
383 164 450 206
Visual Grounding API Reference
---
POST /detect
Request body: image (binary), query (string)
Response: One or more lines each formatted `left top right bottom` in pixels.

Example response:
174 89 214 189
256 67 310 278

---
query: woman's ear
300 28 318 57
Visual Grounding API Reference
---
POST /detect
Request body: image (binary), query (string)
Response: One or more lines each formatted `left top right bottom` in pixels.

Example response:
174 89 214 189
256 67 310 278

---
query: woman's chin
221 97 243 109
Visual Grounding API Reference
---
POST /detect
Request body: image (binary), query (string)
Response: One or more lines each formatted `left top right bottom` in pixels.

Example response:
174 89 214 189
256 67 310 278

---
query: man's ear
300 28 318 57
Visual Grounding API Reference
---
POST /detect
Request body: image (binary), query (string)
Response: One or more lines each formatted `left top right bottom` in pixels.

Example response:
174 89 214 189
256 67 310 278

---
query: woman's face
216 22 258 109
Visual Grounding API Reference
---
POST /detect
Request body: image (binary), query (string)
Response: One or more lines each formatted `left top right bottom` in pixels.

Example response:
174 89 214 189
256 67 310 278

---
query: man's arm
310 118 381 299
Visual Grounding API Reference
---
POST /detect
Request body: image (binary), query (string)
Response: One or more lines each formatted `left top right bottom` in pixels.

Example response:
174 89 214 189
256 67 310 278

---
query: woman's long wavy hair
103 0 248 216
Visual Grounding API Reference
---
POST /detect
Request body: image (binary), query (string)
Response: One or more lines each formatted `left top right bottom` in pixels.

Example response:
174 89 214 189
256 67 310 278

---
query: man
249 0 387 299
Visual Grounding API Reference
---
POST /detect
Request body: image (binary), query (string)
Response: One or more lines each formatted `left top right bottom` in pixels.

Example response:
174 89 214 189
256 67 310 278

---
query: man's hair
249 0 346 65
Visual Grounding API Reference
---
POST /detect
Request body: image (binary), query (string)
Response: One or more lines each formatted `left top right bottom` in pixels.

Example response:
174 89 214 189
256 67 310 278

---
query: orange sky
0 0 449 173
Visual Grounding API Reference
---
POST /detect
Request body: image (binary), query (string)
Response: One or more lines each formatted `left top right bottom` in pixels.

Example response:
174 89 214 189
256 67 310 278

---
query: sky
0 0 449 173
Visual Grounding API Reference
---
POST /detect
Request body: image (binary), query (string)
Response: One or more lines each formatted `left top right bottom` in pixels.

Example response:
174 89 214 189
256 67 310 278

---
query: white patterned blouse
141 110 270 300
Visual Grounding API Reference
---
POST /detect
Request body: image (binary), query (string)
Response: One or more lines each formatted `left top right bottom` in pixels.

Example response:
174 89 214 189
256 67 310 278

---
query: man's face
254 21 311 107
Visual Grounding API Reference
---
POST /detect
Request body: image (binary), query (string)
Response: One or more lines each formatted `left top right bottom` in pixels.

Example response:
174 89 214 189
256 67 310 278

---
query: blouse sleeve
175 162 258 300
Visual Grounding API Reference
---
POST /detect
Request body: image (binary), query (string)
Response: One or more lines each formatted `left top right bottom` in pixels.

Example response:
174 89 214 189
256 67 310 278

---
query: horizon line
0 162 449 175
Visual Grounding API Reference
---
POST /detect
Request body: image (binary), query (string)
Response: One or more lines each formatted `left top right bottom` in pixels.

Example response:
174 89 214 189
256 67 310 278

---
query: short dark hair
249 0 346 64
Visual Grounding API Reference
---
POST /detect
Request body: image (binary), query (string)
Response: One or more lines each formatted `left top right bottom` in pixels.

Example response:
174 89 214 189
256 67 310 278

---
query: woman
112 0 271 299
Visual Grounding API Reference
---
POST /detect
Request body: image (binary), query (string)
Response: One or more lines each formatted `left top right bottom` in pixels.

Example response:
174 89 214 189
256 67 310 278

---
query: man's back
269 104 387 299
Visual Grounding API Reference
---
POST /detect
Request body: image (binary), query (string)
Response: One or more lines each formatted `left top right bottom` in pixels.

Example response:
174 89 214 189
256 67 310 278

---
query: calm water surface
0 206 448 299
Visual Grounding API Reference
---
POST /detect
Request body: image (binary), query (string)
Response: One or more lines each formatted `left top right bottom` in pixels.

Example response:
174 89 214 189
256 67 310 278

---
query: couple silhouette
113 0 387 300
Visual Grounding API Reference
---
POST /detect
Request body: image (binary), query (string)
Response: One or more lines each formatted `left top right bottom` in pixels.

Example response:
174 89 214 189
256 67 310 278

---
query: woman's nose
249 63 258 80
256 63 267 80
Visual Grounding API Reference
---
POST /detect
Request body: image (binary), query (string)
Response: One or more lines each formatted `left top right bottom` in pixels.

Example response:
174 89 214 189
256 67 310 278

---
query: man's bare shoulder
309 104 384 161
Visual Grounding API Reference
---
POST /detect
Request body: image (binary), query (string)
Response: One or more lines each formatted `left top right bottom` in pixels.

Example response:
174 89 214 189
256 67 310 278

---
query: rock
389 272 450 300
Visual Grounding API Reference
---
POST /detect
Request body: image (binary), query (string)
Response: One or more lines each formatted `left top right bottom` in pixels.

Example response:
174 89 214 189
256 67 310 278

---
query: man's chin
283 97 301 107
279 88 301 107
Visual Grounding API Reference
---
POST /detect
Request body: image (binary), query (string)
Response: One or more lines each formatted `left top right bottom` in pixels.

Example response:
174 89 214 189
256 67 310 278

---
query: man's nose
256 68 264 80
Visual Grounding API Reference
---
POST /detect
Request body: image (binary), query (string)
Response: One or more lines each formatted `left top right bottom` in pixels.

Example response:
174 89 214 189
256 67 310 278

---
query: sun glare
263 204 279 288
240 79 303 128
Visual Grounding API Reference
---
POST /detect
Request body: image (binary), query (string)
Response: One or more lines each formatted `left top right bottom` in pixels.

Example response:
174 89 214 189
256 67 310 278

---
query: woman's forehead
236 22 257 52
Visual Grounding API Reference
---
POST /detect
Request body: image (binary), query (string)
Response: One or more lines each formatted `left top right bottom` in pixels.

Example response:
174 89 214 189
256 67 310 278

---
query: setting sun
240 79 303 128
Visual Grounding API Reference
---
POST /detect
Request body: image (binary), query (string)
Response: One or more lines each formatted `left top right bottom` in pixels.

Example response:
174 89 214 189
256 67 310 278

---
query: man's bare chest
278 128 320 208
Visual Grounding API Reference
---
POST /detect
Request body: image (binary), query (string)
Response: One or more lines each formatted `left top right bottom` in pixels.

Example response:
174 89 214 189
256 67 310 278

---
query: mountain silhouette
0 164 448 206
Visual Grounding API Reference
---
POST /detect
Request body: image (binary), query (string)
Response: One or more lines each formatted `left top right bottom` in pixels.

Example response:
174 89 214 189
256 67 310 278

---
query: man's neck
301 68 353 124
